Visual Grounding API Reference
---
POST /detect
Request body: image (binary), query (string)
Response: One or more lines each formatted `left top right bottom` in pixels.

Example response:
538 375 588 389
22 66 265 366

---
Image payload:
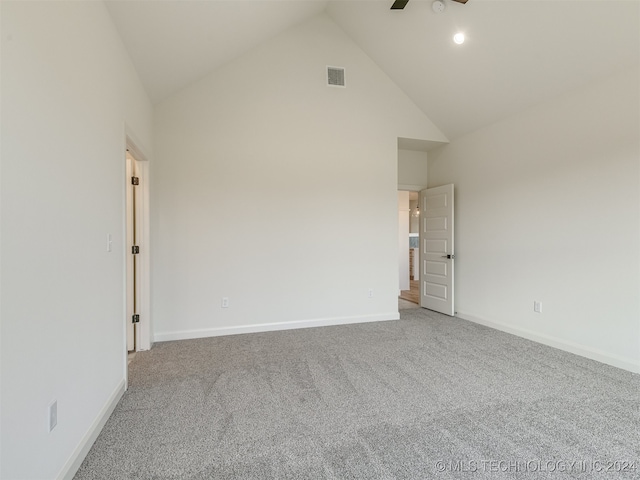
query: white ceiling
105 0 329 103
327 0 640 139
106 0 640 140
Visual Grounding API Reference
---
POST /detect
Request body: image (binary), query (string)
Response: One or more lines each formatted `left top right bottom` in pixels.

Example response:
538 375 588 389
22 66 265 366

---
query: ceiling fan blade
450 0 469 3
391 0 410 10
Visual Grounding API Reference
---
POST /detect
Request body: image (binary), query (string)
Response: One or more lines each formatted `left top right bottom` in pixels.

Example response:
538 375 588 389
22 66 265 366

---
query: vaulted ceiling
105 0 640 140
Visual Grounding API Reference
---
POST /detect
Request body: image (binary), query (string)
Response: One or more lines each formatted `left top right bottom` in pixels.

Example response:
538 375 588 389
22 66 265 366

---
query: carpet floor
74 309 640 479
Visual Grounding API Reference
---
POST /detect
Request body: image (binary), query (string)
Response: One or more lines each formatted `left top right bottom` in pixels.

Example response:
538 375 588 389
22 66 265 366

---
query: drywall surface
152 13 445 340
428 67 640 371
398 148 428 188
1 2 152 478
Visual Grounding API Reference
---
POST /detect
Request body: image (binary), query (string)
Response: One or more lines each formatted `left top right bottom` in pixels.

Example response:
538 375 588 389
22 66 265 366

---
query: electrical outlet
48 400 57 432
368 289 374 298
533 301 542 313
221 297 229 308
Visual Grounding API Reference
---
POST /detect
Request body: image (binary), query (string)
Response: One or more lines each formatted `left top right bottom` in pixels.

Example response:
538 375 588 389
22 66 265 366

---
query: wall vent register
327 66 345 87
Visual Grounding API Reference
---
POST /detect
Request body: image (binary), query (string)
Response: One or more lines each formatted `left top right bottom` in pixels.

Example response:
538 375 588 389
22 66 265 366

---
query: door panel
420 184 454 315
425 260 447 276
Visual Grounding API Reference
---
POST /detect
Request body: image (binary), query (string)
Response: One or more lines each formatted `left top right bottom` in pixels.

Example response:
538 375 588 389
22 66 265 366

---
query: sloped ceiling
327 0 640 139
106 0 640 140
105 0 329 103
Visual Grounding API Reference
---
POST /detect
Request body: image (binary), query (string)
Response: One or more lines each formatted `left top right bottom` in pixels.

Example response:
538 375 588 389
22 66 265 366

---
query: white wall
152 13 445 341
398 191 410 292
1 2 152 478
398 148 428 189
428 67 640 372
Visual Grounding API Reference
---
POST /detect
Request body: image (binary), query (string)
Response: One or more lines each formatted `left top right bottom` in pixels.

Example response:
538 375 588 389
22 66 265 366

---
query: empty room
1 0 639 479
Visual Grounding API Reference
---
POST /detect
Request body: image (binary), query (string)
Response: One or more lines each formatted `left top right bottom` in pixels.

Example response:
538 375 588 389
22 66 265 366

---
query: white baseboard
457 312 640 374
154 313 400 343
57 379 126 480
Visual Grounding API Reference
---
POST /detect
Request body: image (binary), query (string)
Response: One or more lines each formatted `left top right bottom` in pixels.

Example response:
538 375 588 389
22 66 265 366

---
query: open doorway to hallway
126 149 141 353
124 134 152 374
398 191 420 310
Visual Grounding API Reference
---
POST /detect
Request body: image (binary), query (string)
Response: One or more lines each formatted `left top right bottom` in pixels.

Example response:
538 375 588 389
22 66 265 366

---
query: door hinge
132 314 140 324
132 245 140 254
132 176 139 185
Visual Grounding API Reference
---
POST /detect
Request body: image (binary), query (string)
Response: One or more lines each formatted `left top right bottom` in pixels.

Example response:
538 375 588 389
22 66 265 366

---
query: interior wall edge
456 312 640 374
55 380 126 480
153 313 401 343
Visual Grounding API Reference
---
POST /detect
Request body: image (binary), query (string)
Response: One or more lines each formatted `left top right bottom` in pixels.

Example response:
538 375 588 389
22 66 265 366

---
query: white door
420 184 455 315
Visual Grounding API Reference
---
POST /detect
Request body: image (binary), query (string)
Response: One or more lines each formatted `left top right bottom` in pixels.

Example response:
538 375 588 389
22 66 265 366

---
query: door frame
125 153 135 351
124 130 151 365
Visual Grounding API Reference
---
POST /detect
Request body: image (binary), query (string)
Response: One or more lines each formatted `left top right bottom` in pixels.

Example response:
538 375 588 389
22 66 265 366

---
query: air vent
327 66 345 87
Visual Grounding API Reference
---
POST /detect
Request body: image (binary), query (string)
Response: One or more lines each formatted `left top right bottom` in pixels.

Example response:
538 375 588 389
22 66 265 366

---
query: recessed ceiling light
453 32 465 44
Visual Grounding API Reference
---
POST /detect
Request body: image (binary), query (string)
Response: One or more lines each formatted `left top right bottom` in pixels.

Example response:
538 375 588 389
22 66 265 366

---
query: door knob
441 254 455 259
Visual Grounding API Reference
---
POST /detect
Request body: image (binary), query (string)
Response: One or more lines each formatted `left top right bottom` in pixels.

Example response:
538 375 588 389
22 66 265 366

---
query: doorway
126 150 139 352
398 190 420 309
125 136 151 357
